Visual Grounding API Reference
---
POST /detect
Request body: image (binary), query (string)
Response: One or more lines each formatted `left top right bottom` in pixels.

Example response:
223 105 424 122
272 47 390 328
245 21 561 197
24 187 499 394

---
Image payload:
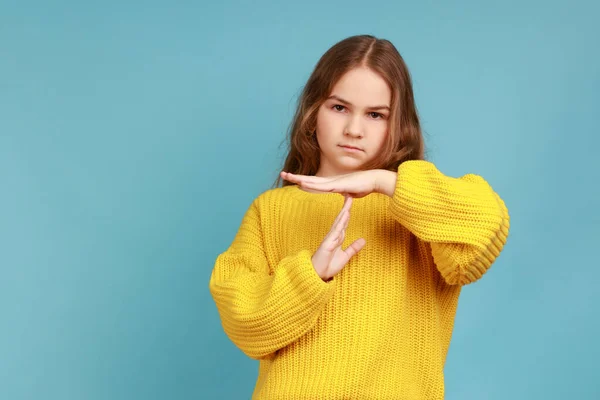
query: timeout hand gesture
281 170 384 281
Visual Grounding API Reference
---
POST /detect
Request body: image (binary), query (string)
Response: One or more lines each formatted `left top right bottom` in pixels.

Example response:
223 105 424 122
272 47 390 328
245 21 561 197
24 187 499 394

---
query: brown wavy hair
272 34 426 188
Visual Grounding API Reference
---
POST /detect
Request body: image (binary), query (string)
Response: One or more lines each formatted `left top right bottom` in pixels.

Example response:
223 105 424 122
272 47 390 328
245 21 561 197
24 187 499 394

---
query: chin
335 162 364 173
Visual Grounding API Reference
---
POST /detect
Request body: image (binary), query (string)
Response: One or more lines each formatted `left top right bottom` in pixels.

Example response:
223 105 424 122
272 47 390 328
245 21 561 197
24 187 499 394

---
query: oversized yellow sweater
208 160 510 399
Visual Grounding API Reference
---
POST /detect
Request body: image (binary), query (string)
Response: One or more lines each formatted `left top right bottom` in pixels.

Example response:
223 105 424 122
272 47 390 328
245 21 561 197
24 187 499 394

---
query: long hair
272 34 426 188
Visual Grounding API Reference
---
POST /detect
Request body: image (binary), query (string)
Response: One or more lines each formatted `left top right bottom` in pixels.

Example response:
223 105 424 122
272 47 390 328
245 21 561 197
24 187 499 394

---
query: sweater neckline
286 184 345 203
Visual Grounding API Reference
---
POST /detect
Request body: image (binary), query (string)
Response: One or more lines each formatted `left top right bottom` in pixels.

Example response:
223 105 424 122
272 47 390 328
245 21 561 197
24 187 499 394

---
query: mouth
339 145 363 152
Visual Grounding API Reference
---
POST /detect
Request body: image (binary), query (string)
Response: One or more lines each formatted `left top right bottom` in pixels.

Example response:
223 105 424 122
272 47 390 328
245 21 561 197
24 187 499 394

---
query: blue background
1 0 598 399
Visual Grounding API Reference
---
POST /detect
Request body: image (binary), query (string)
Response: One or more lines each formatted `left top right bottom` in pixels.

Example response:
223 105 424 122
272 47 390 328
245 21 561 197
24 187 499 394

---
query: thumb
344 238 366 259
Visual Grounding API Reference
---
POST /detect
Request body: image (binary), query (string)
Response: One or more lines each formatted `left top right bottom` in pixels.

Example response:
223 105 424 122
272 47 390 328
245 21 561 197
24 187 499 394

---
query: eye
332 104 346 112
369 112 384 119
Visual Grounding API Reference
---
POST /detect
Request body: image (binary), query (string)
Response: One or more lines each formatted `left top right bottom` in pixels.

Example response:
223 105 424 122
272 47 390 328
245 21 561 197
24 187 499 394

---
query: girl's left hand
280 170 380 198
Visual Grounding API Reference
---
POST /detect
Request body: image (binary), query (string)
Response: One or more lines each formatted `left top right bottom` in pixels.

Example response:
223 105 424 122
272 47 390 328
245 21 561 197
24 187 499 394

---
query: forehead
329 67 391 106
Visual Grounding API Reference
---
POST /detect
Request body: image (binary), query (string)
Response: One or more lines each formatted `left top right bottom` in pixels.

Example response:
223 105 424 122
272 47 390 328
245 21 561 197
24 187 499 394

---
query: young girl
209 34 510 399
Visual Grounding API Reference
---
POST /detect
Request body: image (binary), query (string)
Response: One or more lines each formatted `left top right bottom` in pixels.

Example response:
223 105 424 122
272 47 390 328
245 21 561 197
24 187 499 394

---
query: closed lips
340 145 362 151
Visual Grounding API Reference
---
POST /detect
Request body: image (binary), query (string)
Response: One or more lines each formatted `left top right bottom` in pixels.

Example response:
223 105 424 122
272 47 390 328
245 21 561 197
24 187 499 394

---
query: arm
378 160 510 286
208 198 336 359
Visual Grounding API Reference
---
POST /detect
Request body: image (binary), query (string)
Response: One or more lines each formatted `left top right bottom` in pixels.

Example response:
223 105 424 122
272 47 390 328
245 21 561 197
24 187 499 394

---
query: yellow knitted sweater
209 160 510 399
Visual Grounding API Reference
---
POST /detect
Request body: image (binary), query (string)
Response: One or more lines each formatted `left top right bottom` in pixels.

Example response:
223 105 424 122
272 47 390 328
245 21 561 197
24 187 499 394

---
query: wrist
375 169 397 198
311 255 330 282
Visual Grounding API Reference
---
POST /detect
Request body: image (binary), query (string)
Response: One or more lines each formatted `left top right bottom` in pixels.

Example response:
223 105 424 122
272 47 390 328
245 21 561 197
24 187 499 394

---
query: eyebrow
326 95 390 111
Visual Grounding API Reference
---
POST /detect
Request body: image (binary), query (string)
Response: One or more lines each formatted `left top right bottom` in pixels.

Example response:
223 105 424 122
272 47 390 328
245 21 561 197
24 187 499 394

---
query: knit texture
209 160 510 399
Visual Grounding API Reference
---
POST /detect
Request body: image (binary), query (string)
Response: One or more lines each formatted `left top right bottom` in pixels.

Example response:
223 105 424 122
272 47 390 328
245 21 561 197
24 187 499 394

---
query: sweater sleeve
388 160 510 286
208 198 337 360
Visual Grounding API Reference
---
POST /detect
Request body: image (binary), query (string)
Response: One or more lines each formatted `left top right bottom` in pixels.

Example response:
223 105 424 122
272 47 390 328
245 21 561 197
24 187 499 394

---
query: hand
311 194 366 281
280 170 380 198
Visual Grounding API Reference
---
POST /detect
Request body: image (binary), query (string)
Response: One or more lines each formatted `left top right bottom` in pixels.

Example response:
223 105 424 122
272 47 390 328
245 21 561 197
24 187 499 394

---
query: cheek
370 125 389 147
316 110 340 137
377 123 389 138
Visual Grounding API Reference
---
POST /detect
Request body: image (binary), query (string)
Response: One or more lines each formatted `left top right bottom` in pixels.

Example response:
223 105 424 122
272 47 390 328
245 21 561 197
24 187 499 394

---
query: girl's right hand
311 195 366 282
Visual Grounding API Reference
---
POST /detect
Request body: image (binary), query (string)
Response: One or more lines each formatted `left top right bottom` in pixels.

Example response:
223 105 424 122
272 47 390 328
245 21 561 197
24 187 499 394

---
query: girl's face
314 67 391 177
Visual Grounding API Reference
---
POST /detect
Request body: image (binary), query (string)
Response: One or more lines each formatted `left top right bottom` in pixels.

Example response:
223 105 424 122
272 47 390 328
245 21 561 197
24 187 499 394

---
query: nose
344 115 363 138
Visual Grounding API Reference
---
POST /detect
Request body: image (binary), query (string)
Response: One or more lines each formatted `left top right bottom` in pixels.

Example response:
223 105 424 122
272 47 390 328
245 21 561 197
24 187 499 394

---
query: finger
340 199 352 228
336 210 349 233
298 175 347 191
282 172 336 185
342 195 353 213
291 173 338 184
324 211 348 250
331 210 349 238
344 238 366 258
332 196 352 226
333 219 346 245
331 203 345 226
328 210 346 239
301 181 339 193
341 197 353 224
342 207 351 230
281 171 309 184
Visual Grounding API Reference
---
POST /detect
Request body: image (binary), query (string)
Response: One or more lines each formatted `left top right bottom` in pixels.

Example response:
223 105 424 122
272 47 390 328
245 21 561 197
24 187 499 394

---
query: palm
329 246 352 274
325 173 374 198
280 170 378 198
